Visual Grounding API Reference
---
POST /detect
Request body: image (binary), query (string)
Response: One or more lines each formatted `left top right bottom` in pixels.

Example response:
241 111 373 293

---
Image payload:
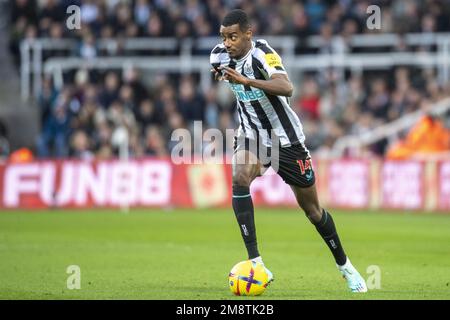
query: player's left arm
221 67 293 97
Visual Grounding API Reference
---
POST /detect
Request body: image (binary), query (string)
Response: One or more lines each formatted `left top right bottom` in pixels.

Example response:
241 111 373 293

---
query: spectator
0 120 10 160
204 87 221 129
119 84 137 115
305 0 326 33
144 126 168 157
113 2 133 35
78 32 98 59
145 12 163 37
47 22 67 58
99 72 120 109
69 130 94 160
92 119 113 148
9 148 34 163
96 143 114 160
38 0 64 36
38 77 58 127
134 0 151 28
107 100 136 130
80 0 100 25
296 77 321 120
387 115 450 159
36 102 71 158
11 0 37 26
363 78 390 120
290 3 310 45
136 99 164 134
177 76 205 122
123 68 149 109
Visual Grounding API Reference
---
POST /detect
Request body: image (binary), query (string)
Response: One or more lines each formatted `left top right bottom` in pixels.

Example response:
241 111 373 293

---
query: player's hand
220 66 250 85
210 68 223 81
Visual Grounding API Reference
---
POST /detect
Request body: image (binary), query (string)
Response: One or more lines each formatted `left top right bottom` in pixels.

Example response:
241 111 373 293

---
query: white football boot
264 266 274 284
251 257 274 284
337 258 368 293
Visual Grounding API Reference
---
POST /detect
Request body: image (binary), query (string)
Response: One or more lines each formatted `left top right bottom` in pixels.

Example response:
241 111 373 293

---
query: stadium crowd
7 0 450 159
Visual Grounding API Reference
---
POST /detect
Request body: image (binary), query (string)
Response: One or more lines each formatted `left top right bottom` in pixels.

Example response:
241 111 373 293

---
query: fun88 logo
230 83 265 102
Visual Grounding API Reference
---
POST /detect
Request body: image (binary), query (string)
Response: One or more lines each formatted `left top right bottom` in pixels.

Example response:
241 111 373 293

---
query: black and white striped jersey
210 39 306 148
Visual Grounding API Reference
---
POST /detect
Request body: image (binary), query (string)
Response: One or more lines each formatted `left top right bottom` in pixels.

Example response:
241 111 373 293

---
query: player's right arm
210 44 226 81
220 66 293 97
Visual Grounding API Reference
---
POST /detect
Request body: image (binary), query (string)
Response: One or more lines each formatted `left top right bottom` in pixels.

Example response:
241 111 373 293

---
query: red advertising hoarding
0 158 448 212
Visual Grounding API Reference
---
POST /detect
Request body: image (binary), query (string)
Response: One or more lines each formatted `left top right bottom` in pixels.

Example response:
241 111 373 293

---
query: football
228 260 270 296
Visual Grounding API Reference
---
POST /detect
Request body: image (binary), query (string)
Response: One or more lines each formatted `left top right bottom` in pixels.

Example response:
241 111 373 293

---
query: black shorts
233 136 315 188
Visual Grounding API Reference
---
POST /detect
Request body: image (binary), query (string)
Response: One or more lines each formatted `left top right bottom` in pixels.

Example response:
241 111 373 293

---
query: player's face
220 24 252 59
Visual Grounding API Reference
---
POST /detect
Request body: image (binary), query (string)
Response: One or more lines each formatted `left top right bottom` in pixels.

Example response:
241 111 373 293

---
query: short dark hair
222 9 250 31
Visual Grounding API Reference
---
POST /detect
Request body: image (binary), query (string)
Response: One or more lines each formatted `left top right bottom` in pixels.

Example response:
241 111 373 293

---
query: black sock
314 209 347 266
232 185 259 259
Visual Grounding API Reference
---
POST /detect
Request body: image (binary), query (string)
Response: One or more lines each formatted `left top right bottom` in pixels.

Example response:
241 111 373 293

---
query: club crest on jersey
244 63 253 76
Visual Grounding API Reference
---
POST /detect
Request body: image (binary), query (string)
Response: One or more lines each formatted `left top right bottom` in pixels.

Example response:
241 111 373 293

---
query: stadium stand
6 0 450 159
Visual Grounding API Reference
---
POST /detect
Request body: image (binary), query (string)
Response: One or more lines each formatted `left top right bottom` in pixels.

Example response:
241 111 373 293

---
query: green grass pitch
0 208 449 299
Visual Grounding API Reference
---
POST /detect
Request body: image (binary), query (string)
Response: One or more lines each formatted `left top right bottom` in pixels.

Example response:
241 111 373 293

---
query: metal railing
21 32 450 100
0 0 9 30
42 51 450 97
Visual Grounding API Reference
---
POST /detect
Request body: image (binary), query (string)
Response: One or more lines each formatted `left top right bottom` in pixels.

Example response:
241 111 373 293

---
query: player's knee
301 204 323 224
232 170 252 187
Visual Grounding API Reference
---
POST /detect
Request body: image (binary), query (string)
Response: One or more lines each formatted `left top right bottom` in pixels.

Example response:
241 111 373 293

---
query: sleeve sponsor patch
264 53 282 68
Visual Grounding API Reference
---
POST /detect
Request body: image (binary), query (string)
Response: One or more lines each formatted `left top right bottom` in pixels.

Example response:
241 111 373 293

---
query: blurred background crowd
5 0 450 161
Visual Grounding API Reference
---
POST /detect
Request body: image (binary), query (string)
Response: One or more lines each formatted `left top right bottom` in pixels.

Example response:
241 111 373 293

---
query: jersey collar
235 41 255 62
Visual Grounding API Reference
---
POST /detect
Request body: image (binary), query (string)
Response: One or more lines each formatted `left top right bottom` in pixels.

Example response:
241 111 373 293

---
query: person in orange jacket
9 148 34 163
387 115 450 159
